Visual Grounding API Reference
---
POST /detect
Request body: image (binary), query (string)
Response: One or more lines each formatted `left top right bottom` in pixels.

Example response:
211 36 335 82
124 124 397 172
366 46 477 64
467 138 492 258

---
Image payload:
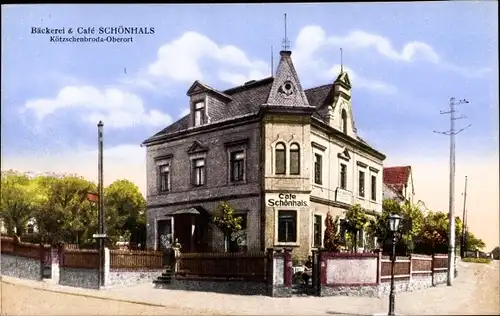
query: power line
433 97 471 286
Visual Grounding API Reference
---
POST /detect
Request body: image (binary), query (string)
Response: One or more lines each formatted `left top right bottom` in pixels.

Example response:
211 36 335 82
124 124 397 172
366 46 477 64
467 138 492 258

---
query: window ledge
275 242 300 247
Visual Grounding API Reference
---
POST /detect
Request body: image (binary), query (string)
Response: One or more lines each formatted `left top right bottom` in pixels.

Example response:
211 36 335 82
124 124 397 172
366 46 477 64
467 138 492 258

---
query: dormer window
341 109 347 134
194 101 205 127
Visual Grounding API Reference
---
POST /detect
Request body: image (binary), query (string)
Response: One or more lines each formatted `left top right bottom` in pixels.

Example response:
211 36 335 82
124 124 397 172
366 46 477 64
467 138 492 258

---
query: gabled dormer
325 71 357 138
186 81 232 128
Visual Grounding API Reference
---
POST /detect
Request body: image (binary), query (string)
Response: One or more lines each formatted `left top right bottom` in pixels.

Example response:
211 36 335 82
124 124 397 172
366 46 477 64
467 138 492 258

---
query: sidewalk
2 261 499 315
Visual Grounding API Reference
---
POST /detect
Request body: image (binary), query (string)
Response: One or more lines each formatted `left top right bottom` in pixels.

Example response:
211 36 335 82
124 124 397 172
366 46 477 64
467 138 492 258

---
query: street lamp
387 214 403 316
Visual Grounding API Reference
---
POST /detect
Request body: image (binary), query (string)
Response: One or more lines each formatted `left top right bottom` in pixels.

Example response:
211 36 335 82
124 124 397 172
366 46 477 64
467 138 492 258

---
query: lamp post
388 214 402 316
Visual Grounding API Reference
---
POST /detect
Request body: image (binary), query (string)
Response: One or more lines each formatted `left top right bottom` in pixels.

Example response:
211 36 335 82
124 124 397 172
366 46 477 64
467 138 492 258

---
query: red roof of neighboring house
383 166 412 194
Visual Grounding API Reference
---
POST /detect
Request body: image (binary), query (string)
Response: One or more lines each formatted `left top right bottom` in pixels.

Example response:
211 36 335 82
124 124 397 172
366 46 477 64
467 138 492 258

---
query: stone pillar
376 249 382 284
267 248 291 297
317 250 327 296
49 247 60 284
172 246 181 272
102 247 110 289
266 248 274 297
283 248 292 288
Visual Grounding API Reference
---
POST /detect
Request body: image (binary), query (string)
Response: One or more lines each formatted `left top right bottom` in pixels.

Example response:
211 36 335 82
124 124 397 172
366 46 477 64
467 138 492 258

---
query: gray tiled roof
146 77 370 147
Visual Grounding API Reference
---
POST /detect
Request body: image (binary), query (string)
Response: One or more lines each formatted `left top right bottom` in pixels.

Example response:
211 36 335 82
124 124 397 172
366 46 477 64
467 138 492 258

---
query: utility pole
92 121 107 288
434 97 471 286
460 176 467 259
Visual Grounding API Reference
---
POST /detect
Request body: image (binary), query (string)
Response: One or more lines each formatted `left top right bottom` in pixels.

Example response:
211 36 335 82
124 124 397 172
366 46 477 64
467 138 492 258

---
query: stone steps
153 266 174 285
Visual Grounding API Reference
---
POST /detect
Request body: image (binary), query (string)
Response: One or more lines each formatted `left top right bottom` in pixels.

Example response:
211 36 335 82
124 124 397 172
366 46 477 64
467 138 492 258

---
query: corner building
143 50 386 260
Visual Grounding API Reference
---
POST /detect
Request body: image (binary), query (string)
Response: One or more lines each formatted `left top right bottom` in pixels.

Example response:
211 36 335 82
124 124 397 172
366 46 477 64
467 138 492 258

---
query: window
277 210 297 243
313 215 322 248
341 109 348 134
230 151 245 182
340 163 347 189
275 142 286 175
371 175 377 201
27 224 34 234
314 154 322 185
194 101 205 127
358 170 365 197
192 158 205 186
159 164 170 192
290 143 300 175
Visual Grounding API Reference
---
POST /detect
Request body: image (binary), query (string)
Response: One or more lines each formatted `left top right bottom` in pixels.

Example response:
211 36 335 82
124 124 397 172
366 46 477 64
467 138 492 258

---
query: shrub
462 257 492 264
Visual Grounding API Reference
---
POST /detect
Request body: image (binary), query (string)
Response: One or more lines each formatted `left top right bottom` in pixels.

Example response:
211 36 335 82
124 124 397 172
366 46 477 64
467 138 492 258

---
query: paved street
2 260 499 315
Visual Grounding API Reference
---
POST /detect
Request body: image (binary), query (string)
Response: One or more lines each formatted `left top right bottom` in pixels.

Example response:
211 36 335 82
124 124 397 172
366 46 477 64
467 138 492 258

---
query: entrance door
157 217 174 251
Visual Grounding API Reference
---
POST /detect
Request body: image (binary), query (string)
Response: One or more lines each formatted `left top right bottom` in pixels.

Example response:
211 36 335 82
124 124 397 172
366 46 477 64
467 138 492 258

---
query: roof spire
340 47 343 73
282 13 290 51
271 45 274 77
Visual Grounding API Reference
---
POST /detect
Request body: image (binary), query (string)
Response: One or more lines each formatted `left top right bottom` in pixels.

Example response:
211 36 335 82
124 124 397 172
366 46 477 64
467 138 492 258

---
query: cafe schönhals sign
267 193 309 207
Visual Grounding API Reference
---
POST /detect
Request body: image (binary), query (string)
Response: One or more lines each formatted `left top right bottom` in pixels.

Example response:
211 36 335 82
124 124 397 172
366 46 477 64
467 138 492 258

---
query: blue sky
1 3 498 247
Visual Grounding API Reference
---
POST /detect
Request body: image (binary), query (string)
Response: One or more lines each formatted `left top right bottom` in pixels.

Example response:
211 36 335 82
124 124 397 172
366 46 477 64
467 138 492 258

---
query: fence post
431 253 435 286
38 243 45 281
266 248 274 297
172 247 181 273
409 253 413 283
318 250 326 296
283 248 292 289
376 249 382 284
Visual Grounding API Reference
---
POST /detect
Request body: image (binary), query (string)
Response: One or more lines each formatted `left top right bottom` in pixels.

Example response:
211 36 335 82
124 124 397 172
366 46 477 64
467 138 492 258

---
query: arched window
27 224 34 234
275 142 286 175
341 109 348 134
289 143 300 175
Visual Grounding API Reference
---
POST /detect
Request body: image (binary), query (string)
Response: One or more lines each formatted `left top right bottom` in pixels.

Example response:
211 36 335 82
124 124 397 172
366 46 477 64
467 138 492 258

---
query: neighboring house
142 49 386 259
383 166 415 204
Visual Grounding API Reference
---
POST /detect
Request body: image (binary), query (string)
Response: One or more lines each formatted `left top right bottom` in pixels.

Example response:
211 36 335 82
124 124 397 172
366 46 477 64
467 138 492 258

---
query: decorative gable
338 148 351 161
187 140 208 154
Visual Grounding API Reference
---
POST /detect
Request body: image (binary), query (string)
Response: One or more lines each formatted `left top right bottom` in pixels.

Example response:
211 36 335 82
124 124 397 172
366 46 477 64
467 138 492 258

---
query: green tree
465 231 486 252
366 199 425 254
35 176 97 247
0 173 36 236
323 212 341 252
211 201 243 252
344 204 369 252
104 179 147 249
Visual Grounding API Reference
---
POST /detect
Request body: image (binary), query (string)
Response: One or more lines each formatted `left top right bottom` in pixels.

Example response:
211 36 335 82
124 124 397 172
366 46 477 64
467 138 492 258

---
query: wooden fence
1 236 43 259
109 249 163 270
380 253 448 281
61 248 99 269
176 251 267 282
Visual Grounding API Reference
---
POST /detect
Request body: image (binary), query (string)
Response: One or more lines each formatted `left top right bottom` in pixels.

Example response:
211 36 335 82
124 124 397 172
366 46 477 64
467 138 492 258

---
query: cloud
292 26 396 94
328 64 397 95
179 107 190 118
294 25 491 79
22 86 172 129
147 31 269 85
328 29 440 63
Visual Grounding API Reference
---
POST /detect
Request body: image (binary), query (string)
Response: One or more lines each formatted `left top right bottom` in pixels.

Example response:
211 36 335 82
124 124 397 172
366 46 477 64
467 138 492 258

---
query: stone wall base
59 268 99 289
0 254 42 281
320 273 448 298
155 278 267 296
270 285 292 297
107 269 163 289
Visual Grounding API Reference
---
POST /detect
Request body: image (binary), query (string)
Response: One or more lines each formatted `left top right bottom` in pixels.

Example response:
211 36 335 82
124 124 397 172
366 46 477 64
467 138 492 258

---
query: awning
171 207 201 215
161 206 210 216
